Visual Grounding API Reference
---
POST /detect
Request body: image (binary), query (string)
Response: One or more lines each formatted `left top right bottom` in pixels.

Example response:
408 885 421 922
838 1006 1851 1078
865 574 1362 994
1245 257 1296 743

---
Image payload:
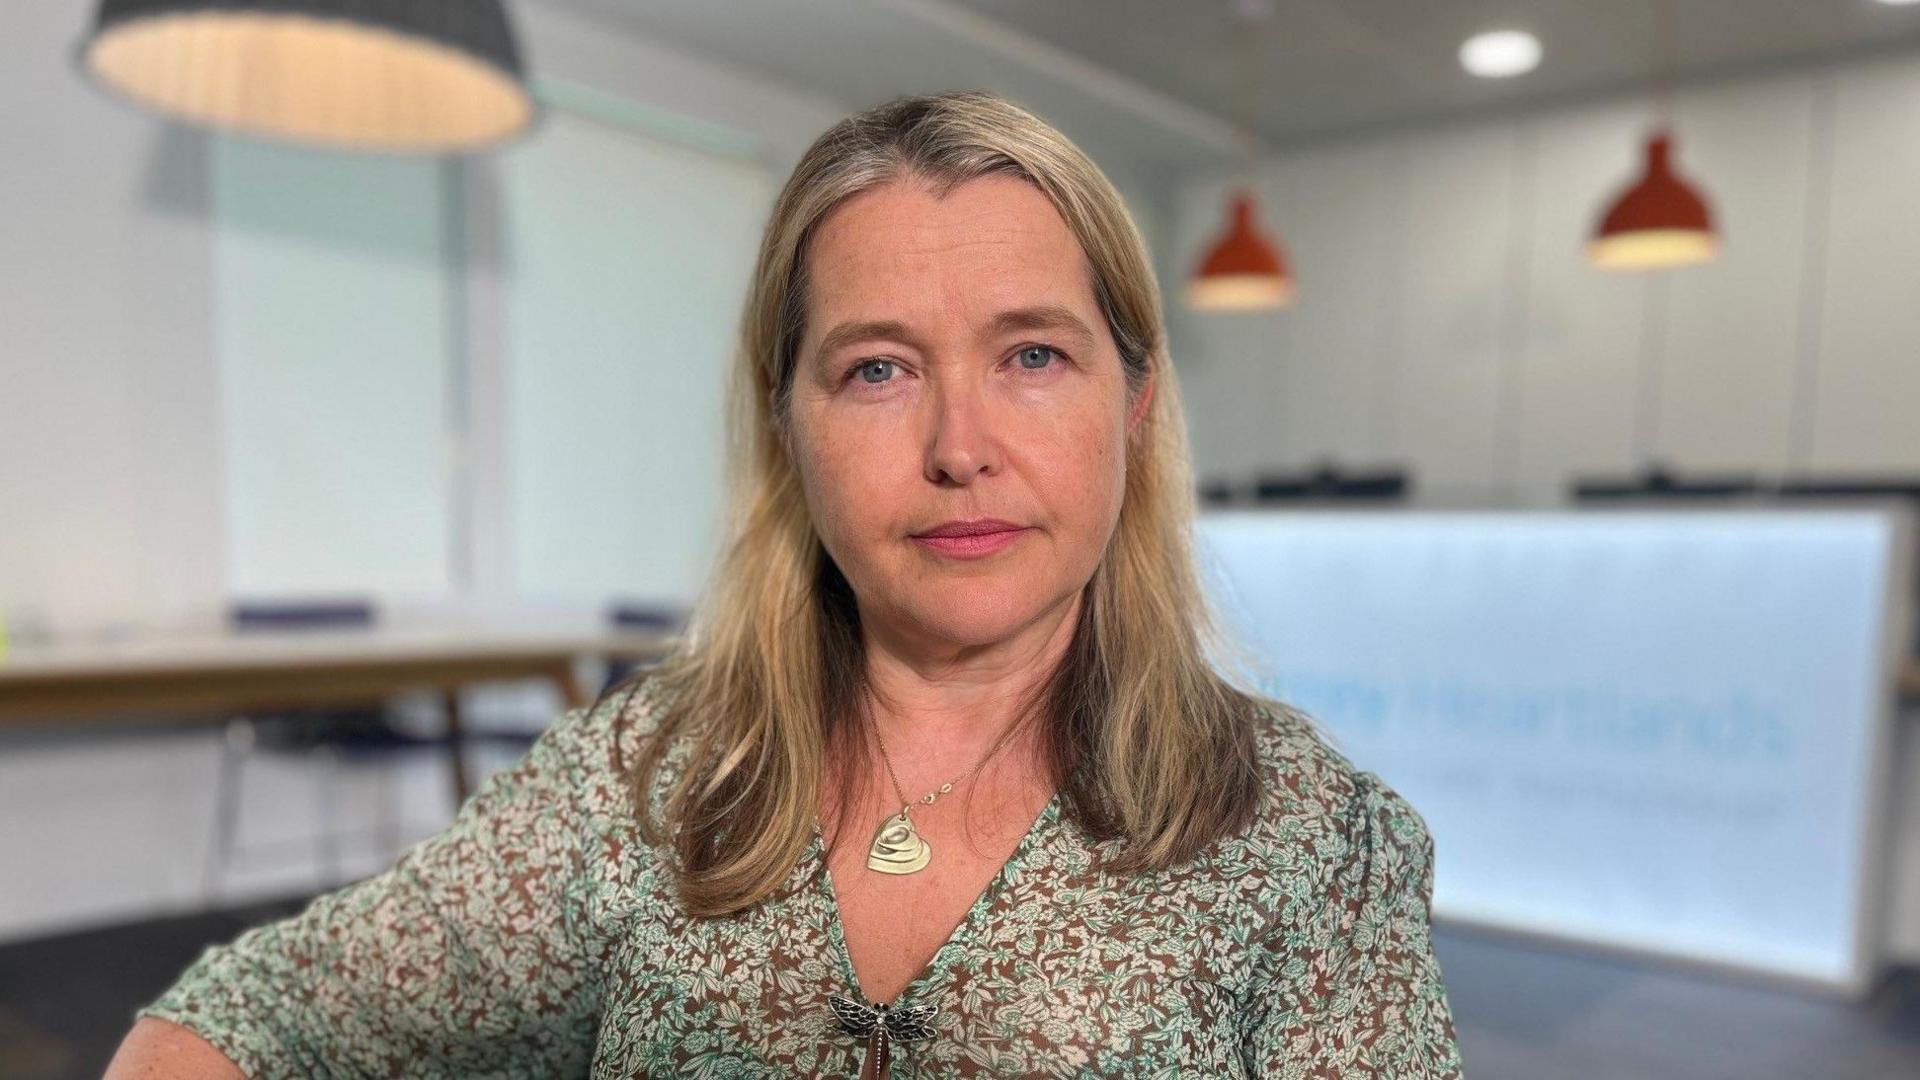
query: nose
923 377 999 486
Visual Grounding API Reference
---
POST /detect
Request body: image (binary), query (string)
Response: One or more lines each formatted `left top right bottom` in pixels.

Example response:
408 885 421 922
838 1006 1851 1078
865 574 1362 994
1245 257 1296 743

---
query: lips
910 518 1029 559
912 518 1024 539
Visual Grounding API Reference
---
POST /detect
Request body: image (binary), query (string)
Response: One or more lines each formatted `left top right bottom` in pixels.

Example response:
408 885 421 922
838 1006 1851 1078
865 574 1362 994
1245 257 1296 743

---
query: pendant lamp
75 0 537 154
1188 189 1295 310
1589 130 1718 270
1589 0 1716 271
1187 0 1292 311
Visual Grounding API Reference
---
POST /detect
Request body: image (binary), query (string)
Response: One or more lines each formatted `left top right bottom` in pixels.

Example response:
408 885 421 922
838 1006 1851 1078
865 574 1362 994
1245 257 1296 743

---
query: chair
203 600 467 900
1251 461 1410 503
1569 462 1761 501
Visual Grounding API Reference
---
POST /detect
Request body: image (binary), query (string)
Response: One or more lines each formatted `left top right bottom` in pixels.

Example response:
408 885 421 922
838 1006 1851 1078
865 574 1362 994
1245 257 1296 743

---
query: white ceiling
948 0 1920 141
538 0 1920 173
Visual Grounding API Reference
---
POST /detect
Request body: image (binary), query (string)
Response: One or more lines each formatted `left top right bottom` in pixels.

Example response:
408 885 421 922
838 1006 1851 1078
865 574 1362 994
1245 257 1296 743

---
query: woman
108 89 1463 1078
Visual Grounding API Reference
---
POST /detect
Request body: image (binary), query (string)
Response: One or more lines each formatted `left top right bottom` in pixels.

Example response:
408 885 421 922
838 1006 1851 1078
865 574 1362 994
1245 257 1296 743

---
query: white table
0 625 675 802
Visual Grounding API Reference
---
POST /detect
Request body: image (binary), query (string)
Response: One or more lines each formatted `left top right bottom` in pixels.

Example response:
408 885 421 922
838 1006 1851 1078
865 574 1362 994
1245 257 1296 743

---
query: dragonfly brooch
828 993 939 1066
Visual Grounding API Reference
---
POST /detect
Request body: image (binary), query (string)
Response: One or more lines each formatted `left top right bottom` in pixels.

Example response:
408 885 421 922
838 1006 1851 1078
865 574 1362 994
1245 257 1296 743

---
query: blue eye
853 359 896 384
1015 345 1059 370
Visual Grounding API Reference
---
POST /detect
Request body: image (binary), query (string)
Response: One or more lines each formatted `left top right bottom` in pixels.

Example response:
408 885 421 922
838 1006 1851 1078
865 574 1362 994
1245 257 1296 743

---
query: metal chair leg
204 717 254 902
316 741 345 890
375 746 401 866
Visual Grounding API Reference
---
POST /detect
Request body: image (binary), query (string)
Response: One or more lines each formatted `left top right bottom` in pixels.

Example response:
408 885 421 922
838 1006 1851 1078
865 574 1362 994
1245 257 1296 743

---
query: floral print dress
142 675 1465 1078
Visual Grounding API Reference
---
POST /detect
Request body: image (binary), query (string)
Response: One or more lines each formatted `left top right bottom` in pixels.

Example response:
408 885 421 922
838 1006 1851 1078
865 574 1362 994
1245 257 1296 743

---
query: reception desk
1196 502 1917 998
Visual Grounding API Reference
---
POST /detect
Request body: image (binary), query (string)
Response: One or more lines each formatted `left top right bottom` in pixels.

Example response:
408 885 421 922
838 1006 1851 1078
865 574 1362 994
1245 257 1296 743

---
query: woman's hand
102 1016 245 1079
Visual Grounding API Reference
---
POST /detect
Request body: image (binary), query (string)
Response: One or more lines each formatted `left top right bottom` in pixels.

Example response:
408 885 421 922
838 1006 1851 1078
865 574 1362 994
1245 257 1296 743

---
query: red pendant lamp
1187 0 1293 312
1590 129 1718 270
1188 189 1295 310
1589 0 1717 271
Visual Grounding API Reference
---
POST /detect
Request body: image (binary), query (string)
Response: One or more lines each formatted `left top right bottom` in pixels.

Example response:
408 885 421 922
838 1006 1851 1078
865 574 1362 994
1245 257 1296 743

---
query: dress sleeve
137 693 632 1079
1240 769 1465 1078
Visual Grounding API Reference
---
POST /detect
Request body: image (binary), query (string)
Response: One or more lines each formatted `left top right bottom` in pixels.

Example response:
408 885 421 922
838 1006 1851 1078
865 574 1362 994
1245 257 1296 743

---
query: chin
899 581 1056 648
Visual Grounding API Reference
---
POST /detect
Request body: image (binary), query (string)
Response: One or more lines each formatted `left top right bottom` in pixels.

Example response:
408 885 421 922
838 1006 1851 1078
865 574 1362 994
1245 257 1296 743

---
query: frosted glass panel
501 110 772 605
1197 508 1906 993
214 136 453 598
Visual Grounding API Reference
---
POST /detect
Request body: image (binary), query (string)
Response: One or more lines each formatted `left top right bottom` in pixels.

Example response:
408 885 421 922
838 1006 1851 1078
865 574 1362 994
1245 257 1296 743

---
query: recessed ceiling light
1460 30 1542 79
1875 0 1920 7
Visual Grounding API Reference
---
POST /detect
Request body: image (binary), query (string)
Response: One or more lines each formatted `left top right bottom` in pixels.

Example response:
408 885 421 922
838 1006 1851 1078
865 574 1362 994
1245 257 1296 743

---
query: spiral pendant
866 810 931 874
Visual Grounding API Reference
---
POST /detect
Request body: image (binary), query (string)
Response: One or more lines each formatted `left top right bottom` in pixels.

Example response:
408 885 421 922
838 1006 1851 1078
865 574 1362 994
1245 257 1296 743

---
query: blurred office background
4 0 1920 1076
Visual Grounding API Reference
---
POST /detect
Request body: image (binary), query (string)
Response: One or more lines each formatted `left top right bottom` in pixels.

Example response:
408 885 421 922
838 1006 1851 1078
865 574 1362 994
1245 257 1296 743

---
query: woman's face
787 174 1149 654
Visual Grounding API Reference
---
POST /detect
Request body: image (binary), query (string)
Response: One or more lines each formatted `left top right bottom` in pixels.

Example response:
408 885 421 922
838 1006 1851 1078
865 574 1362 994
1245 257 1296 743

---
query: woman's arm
102 683 653 1078
1240 769 1465 1078
104 1016 246 1079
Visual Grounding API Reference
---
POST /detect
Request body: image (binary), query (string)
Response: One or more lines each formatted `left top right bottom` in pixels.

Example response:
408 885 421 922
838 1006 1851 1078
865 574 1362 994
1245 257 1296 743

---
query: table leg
444 689 470 807
553 659 591 711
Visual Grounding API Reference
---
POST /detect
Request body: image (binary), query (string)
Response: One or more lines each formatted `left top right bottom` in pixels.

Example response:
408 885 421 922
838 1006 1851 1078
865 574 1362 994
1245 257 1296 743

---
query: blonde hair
614 89 1277 917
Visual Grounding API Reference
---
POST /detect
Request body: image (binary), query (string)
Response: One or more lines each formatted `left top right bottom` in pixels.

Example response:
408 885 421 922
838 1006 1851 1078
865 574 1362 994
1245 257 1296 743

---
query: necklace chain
870 704 1011 817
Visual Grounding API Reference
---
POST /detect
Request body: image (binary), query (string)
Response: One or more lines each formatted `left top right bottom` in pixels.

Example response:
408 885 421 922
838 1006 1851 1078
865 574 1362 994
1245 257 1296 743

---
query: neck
857 588 1082 765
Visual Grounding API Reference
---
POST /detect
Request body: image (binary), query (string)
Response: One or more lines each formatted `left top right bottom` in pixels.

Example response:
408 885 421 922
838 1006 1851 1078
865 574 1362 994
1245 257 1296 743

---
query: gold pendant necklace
863 714 1001 876
866 809 933 875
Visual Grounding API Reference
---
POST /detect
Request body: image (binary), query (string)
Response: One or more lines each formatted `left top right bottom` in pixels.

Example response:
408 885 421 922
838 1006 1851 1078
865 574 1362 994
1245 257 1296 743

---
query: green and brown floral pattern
144 675 1464 1078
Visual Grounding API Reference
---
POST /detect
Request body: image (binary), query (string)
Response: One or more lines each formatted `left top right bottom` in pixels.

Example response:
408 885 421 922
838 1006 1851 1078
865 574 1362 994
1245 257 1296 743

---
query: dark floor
1433 923 1920 1080
0 896 311 1080
2 902 1917 1079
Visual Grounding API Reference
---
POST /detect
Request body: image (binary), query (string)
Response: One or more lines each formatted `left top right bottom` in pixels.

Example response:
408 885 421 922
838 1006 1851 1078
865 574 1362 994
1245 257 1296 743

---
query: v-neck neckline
810 788 1064 1009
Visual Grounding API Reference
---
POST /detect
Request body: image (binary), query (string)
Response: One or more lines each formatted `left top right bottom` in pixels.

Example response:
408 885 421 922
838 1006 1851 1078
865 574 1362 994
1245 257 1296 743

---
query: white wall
0 1 225 640
0 723 466 943
1813 57 1920 473
1172 52 1920 504
214 139 458 599
496 108 772 606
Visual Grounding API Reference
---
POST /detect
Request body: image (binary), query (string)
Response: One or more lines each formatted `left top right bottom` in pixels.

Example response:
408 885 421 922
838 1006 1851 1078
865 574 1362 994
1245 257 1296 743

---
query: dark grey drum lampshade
75 0 537 153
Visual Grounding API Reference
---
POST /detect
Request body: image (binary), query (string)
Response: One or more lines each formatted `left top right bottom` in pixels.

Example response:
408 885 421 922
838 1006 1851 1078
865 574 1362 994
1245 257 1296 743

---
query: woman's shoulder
518 670 685 823
1228 697 1437 886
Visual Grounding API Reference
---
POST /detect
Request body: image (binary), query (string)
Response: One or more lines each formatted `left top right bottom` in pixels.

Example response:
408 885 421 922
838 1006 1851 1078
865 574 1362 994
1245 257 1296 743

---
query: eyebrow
812 304 1098 367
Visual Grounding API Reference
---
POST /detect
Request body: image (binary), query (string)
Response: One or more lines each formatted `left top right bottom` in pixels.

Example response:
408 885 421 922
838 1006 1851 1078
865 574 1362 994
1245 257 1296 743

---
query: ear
1126 370 1155 437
